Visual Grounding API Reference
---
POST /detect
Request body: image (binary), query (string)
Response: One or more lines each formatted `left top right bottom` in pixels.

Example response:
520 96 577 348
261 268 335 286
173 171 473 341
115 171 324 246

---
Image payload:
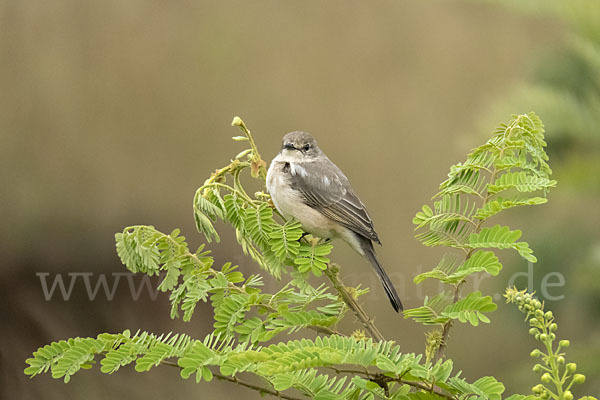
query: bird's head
280 131 321 160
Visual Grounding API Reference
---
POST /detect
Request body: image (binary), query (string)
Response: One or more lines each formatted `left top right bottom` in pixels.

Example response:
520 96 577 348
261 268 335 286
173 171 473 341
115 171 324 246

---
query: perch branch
161 361 305 400
324 263 385 342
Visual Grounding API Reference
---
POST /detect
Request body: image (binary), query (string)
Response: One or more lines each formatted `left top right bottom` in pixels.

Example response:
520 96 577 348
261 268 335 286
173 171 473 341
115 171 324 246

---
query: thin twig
161 361 305 400
324 367 455 399
394 378 455 400
232 116 268 180
307 325 343 336
324 263 385 342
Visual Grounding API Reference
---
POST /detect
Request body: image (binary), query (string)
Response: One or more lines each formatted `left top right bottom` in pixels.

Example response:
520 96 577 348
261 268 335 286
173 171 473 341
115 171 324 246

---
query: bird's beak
283 143 297 151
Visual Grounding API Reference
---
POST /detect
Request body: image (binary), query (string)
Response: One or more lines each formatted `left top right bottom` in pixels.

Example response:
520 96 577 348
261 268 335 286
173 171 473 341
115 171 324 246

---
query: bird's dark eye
303 144 310 152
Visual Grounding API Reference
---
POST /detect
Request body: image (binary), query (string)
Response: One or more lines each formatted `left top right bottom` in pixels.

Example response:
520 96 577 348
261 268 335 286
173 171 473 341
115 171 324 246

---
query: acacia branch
324 263 385 342
161 361 305 400
163 360 456 400
434 167 499 362
325 367 456 400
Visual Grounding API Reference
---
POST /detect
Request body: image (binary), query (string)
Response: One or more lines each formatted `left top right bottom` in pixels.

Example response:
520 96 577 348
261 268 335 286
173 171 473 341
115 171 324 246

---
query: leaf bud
539 333 548 341
549 333 556 341
557 356 565 364
566 363 577 373
231 116 244 127
535 310 544 318
545 311 553 319
573 374 585 384
541 372 552 383
549 323 558 332
532 364 542 373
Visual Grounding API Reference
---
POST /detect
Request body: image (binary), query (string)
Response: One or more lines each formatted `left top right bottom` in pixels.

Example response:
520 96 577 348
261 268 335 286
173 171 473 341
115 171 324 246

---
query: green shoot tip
231 116 244 127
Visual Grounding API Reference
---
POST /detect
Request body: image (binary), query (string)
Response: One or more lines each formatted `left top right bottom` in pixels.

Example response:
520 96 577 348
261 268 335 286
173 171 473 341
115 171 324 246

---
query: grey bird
266 131 403 312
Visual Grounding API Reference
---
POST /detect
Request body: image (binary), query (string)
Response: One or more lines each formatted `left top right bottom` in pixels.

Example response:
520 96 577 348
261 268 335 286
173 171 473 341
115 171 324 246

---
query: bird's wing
289 158 381 243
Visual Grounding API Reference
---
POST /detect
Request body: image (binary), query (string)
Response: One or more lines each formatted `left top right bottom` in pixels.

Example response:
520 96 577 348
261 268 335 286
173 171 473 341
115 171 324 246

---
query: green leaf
269 219 303 261
51 338 102 383
213 293 249 337
413 256 459 284
488 171 556 195
224 335 399 376
178 341 217 382
268 310 337 334
223 193 246 230
414 251 502 285
243 203 274 248
403 293 452 325
158 259 181 292
101 341 138 374
441 292 497 326
193 194 223 243
412 204 434 228
471 376 505 400
447 251 502 283
294 242 333 277
135 342 172 372
466 225 536 262
504 395 538 400
414 197 474 248
413 195 476 232
474 197 548 220
449 375 505 399
196 191 225 221
25 340 73 378
180 276 211 322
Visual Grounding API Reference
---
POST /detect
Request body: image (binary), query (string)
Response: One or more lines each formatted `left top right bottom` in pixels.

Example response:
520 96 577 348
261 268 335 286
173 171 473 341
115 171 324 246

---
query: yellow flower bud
530 349 542 358
563 390 573 400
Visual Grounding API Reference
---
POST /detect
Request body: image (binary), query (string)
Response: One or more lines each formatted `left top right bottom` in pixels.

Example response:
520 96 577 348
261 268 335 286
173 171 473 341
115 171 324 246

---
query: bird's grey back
287 153 381 244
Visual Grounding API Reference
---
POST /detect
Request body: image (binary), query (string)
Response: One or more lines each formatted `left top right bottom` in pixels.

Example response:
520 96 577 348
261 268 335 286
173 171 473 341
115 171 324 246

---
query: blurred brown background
2 1 598 398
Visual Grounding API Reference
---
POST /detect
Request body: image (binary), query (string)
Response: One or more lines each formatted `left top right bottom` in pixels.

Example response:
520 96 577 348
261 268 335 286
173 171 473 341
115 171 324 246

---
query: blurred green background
2 0 598 398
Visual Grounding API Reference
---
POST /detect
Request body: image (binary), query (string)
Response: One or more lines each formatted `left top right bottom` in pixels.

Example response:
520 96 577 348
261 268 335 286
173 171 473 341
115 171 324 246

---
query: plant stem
161 361 305 400
214 373 305 400
232 116 268 180
324 263 385 342
164 361 457 400
542 325 564 398
325 367 455 400
434 167 499 362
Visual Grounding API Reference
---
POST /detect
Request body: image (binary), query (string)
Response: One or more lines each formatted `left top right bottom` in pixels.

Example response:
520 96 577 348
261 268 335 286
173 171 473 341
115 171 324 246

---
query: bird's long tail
359 237 403 312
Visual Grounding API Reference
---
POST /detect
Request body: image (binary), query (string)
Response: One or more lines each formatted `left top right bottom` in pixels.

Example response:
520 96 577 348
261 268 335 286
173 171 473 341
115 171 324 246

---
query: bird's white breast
267 156 339 239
